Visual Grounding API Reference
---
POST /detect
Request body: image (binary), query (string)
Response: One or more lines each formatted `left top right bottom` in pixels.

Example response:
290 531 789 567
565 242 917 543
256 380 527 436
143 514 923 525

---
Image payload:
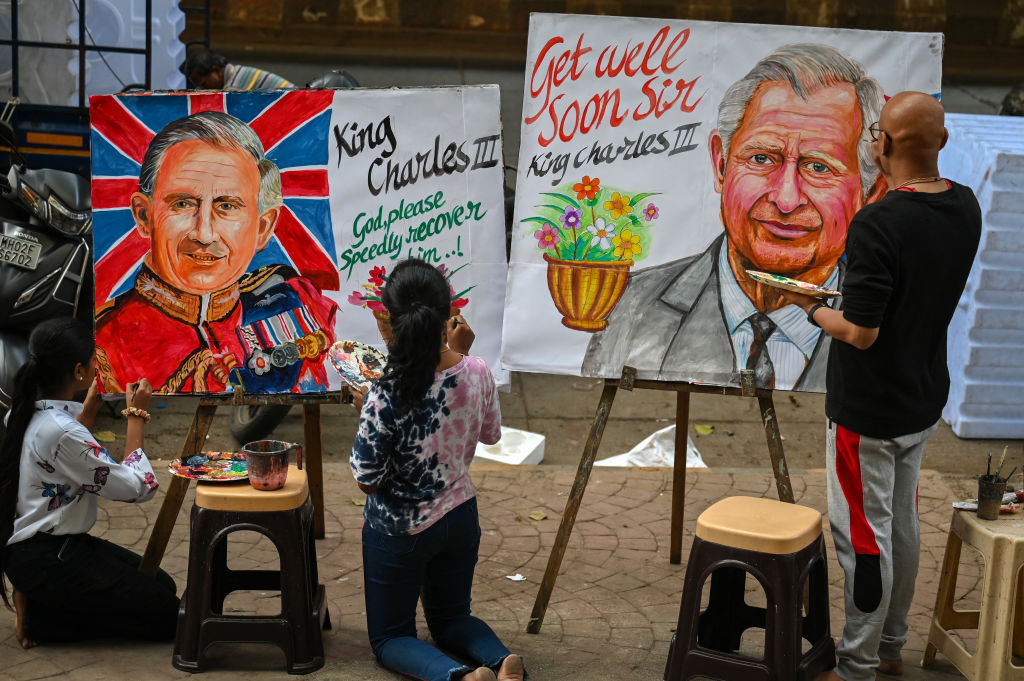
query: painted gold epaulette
95 297 117 320
238 265 285 293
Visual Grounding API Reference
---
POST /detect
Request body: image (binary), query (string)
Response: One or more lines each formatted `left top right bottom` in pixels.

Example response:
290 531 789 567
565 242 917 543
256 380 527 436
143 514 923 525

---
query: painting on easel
90 87 508 395
502 15 943 392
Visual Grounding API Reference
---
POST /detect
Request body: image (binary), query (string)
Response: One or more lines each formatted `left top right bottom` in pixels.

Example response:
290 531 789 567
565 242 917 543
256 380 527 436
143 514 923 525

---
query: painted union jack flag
90 90 339 305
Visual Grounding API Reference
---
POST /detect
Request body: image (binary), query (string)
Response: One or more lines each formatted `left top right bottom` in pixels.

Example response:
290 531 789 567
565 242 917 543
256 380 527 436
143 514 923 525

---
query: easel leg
303 403 326 539
139 401 217 576
670 391 690 565
757 393 794 503
527 380 618 634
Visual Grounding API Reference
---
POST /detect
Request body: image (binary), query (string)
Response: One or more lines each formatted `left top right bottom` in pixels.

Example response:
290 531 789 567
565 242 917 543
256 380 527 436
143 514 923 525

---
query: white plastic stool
923 510 1024 680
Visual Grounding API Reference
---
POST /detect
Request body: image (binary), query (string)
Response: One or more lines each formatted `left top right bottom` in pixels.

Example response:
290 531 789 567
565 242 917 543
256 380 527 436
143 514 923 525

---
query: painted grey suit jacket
581 234 840 392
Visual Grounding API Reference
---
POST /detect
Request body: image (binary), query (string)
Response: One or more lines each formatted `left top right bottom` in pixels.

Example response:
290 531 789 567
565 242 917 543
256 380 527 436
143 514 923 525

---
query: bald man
785 92 981 681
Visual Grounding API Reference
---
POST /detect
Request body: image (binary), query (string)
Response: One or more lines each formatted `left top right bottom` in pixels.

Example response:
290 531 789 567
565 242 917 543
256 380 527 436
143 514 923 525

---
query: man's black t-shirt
825 181 981 439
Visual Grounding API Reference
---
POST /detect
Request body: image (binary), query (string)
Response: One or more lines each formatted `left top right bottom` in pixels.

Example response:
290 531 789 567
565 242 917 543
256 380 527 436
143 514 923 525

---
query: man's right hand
126 378 153 411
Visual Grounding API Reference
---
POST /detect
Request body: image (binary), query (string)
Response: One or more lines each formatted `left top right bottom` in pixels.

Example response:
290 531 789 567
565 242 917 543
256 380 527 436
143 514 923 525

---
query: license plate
0 234 42 270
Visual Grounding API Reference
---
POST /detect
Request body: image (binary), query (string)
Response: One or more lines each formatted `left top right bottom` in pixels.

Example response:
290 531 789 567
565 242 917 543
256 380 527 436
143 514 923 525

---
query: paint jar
977 475 1005 520
244 440 302 491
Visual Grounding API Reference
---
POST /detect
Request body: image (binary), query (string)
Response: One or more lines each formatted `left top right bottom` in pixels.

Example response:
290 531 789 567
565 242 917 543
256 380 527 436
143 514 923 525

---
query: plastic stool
664 496 835 681
923 510 1024 680
172 466 330 674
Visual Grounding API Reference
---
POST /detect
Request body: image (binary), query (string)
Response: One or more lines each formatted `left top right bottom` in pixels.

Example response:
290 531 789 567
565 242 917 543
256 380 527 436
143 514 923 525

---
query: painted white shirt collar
717 241 837 387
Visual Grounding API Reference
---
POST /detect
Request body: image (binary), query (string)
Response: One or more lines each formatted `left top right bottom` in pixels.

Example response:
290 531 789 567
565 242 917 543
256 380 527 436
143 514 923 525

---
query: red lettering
641 27 669 76
623 43 645 77
674 78 704 113
603 89 628 127
596 44 627 78
554 51 571 85
526 36 565 124
580 94 602 133
570 34 592 80
526 34 592 125
633 77 659 120
559 101 580 143
662 28 690 73
537 94 563 147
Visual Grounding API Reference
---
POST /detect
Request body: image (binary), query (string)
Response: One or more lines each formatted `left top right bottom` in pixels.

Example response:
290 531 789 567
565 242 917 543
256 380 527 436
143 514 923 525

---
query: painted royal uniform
96 264 337 394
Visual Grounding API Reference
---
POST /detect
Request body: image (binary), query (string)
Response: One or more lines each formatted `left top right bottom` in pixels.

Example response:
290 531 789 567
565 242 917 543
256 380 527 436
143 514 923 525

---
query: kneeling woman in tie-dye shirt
351 259 526 681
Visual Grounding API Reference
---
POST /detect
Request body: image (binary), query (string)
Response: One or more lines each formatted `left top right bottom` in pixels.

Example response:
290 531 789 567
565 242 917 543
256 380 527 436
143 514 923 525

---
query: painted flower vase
372 310 393 345
543 253 632 331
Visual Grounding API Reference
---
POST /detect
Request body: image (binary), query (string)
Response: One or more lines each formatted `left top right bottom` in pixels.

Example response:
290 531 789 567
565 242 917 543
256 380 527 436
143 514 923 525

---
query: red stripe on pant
835 424 880 556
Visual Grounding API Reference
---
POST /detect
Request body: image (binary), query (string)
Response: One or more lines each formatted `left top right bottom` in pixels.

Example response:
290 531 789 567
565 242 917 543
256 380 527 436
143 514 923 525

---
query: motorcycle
0 110 93 418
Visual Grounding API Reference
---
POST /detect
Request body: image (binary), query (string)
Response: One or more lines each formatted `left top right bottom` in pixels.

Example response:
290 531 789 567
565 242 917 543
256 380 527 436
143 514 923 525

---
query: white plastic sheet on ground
595 424 706 468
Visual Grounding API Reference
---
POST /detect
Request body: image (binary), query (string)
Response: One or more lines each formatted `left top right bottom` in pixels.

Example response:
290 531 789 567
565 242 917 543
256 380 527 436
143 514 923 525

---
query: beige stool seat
924 510 1024 680
196 466 308 512
697 496 823 555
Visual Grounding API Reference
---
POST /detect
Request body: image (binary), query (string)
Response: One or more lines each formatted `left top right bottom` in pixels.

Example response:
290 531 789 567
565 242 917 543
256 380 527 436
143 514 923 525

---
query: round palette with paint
169 451 248 481
746 270 841 299
329 340 387 391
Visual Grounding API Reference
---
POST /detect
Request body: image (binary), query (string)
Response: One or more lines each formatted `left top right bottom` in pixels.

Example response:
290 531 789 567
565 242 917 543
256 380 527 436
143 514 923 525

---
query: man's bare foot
497 654 525 681
12 590 37 649
877 657 904 676
814 671 843 681
462 667 497 681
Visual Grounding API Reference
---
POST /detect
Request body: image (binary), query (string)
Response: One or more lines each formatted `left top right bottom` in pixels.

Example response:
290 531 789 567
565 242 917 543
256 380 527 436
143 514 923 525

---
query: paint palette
746 270 842 299
169 452 248 481
329 340 387 391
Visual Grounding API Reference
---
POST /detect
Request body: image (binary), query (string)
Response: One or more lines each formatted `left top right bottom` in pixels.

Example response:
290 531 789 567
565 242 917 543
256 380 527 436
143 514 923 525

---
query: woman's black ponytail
380 260 452 409
0 318 94 608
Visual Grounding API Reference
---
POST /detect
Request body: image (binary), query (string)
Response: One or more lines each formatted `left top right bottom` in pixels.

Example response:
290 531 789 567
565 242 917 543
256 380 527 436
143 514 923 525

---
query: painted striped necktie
746 312 777 390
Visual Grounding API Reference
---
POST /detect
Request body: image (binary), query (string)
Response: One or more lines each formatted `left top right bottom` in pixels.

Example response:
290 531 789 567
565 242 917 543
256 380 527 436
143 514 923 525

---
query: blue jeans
362 497 516 681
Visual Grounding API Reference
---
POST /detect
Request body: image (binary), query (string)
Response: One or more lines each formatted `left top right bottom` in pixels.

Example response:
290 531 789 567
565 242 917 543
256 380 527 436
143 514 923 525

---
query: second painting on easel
502 14 943 392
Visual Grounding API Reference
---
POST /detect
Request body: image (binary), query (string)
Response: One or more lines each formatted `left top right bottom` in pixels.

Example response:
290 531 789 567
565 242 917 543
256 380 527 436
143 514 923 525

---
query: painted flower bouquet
523 175 660 332
348 263 474 319
525 175 659 263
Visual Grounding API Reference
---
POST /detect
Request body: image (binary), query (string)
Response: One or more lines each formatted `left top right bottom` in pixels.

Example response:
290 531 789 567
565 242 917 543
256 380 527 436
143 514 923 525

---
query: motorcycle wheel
229 404 291 444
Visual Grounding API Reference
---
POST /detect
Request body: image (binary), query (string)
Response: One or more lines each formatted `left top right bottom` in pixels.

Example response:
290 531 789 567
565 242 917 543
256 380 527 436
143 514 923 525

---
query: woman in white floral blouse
0 318 177 649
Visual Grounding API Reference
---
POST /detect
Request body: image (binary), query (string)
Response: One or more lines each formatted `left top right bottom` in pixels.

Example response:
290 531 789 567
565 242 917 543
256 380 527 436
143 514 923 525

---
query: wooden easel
526 366 795 634
138 390 349 577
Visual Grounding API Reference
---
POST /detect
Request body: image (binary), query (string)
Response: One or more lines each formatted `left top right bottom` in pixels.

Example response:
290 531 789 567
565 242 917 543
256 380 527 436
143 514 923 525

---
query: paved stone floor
0 463 989 680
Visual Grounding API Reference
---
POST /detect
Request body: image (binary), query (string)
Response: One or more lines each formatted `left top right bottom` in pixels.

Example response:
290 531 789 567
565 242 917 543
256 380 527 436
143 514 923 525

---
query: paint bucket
977 475 1005 520
243 440 302 491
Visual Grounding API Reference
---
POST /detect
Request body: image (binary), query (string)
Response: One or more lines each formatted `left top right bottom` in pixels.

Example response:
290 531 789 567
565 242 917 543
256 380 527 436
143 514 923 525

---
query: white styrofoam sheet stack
939 113 1024 438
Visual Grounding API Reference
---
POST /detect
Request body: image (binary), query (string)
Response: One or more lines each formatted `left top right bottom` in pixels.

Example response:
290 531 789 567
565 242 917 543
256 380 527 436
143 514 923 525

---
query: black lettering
471 134 501 170
669 122 700 156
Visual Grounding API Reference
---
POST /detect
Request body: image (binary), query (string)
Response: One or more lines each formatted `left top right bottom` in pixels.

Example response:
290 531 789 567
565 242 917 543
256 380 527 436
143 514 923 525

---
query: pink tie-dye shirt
350 355 501 535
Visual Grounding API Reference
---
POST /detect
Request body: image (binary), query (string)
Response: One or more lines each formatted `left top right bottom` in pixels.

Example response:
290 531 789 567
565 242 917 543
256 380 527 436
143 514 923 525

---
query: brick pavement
1 463 981 680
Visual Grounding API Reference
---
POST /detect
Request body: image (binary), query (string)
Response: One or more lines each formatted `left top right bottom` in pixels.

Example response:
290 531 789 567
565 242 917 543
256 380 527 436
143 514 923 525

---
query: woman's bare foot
12 590 37 649
497 654 525 681
462 667 497 681
877 657 904 675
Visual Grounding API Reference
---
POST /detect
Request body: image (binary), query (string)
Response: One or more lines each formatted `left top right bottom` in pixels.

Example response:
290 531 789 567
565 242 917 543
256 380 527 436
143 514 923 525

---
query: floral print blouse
7 400 160 546
350 355 501 535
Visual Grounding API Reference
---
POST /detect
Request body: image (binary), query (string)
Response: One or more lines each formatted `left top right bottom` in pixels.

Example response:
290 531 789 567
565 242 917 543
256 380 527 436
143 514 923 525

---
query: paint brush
987 452 992 478
1003 466 1018 484
995 445 1009 479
